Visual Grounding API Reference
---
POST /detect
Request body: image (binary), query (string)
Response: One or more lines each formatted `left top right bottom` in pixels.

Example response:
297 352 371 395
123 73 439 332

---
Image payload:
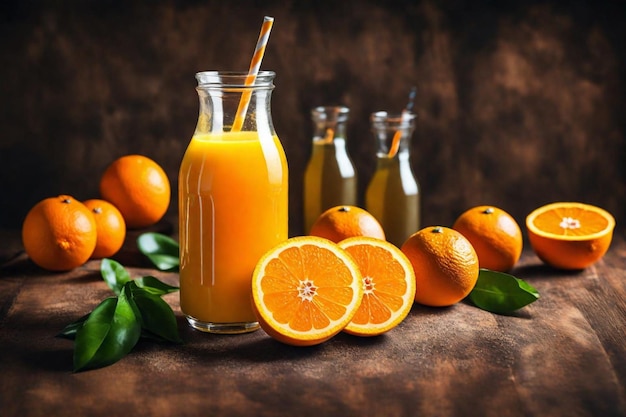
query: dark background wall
1 0 624 237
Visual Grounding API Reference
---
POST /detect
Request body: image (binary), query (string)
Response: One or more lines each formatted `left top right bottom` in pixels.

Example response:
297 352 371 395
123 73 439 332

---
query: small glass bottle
365 111 420 247
303 106 357 233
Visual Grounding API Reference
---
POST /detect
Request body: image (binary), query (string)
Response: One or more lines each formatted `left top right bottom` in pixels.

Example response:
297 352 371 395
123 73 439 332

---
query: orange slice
526 202 615 270
338 237 416 336
251 236 363 346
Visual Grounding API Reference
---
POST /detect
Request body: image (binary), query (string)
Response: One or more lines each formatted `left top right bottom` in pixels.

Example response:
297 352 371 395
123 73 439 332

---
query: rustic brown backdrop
1 0 624 238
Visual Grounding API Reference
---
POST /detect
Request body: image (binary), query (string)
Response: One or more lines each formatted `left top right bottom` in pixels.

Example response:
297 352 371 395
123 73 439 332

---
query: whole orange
99 155 170 229
401 226 479 307
309 205 386 243
22 195 97 271
453 205 523 272
83 199 127 259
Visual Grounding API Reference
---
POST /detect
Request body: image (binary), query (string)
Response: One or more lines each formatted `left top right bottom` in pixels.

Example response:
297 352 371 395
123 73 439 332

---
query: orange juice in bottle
179 71 288 333
366 111 419 247
303 106 357 233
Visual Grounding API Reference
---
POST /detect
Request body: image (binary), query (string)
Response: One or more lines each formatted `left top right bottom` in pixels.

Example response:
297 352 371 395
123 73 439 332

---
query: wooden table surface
1 228 625 417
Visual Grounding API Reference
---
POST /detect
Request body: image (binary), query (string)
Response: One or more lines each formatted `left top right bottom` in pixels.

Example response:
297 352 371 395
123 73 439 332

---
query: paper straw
387 87 417 158
231 16 274 132
322 128 335 143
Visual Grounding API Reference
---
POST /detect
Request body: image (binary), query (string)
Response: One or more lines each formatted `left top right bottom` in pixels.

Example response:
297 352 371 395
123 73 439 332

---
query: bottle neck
370 111 416 159
194 71 276 135
311 106 350 144
312 122 348 144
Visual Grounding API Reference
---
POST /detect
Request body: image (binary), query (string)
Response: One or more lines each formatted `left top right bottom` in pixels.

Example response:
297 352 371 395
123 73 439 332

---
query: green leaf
73 285 141 372
57 313 90 339
100 258 131 295
63 256 183 371
468 269 540 314
130 284 183 344
58 310 178 342
137 233 180 271
134 275 179 296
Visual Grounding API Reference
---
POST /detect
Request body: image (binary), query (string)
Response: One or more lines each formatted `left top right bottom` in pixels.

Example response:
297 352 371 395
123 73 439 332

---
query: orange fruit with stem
526 202 615 270
251 236 363 346
83 199 126 259
401 226 479 307
22 195 97 271
453 205 523 272
99 155 171 229
338 237 416 336
309 205 385 243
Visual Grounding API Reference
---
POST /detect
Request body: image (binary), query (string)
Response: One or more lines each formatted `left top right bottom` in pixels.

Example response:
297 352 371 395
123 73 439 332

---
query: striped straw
387 87 417 158
231 16 274 132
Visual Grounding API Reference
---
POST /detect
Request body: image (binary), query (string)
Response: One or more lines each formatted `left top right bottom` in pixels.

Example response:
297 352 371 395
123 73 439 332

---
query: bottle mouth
311 106 350 123
195 71 276 88
371 111 417 128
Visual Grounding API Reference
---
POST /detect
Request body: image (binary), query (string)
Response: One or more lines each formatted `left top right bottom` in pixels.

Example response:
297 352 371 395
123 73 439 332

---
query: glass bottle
179 71 288 334
365 111 420 247
303 106 357 233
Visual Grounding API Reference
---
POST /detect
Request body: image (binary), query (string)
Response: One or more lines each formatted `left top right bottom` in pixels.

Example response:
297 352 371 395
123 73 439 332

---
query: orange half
338 237 416 336
526 202 615 270
251 236 363 346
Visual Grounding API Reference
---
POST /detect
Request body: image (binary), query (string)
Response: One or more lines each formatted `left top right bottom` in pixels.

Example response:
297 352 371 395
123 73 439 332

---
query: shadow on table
172 314 390 366
512 262 586 281
1 318 75 373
